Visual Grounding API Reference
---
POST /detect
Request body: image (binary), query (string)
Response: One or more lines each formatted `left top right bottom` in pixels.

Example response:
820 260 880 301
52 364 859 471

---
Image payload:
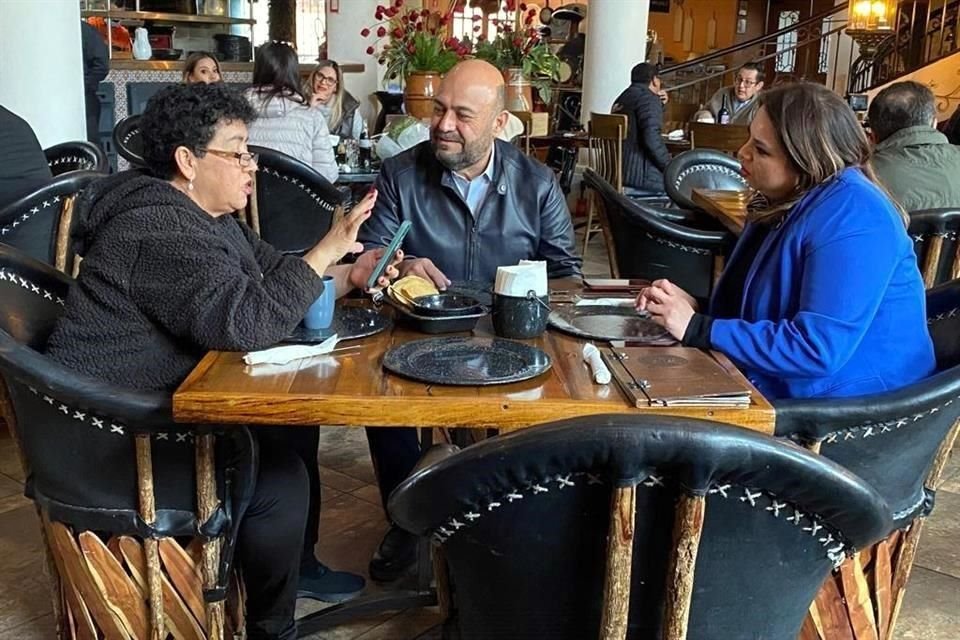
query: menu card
602 346 752 408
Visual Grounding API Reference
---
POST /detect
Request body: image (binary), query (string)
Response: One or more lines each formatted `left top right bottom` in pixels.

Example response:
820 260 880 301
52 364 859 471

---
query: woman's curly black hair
140 82 257 179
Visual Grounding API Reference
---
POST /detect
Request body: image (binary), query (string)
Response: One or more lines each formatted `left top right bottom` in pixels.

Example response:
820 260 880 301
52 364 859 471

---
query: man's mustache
433 132 464 144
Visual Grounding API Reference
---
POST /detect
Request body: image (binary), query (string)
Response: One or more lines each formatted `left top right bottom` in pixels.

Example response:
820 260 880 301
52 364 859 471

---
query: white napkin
495 260 548 297
667 129 685 140
243 334 339 366
575 298 636 307
582 343 611 385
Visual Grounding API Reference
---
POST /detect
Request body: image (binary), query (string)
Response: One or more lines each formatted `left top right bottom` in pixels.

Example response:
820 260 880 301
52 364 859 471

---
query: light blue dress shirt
449 146 496 215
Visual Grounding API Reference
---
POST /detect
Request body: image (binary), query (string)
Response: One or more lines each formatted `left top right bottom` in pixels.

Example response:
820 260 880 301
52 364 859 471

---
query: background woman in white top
245 42 338 182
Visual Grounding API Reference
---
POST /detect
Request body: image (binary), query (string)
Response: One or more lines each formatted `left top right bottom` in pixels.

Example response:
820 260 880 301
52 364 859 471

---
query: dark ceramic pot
492 292 550 339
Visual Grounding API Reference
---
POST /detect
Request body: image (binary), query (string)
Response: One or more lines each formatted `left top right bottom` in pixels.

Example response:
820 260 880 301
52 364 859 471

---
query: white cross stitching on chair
555 474 574 489
643 475 665 487
531 483 548 494
72 411 86 422
506 491 523 502
110 424 124 435
788 509 804 525
58 404 69 414
156 432 169 441
91 418 104 429
708 483 730 497
486 501 502 511
464 512 480 521
739 488 761 506
803 521 823 536
766 501 786 517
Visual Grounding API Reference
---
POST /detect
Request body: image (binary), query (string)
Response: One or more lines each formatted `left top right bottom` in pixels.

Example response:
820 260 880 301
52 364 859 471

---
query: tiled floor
0 234 957 639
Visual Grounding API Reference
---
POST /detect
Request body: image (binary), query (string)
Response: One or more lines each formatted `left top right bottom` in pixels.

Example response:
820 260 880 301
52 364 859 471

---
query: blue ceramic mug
303 276 336 330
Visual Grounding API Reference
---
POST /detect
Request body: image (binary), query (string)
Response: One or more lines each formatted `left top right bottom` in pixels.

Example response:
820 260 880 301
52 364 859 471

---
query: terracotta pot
404 71 441 120
503 67 534 112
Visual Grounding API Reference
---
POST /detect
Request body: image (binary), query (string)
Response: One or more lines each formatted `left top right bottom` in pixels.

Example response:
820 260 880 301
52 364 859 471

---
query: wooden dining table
173 307 774 434
692 188 752 236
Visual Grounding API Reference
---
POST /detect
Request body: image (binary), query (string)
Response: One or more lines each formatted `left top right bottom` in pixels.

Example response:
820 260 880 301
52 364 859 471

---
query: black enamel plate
547 305 676 344
284 306 391 344
383 337 552 386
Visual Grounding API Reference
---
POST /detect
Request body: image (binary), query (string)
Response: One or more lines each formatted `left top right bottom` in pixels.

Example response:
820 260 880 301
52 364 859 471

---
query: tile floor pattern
0 234 957 639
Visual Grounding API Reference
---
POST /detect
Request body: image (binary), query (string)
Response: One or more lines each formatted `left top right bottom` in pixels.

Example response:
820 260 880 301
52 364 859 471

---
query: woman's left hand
348 247 403 292
641 281 696 340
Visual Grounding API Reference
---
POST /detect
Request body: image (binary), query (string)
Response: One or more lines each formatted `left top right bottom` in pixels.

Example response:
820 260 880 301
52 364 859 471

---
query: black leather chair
663 149 749 212
583 168 733 300
0 244 252 637
113 114 146 167
244 145 346 255
44 141 109 176
0 170 103 274
389 414 890 640
907 208 960 288
775 278 960 640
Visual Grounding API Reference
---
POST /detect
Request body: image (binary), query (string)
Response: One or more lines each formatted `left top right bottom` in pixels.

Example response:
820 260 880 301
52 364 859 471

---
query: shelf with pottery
81 10 254 25
107 60 365 73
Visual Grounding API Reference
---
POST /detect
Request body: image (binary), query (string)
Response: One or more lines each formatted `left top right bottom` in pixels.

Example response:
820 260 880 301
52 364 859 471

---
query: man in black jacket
358 59 581 581
0 105 52 210
612 62 672 195
81 21 109 144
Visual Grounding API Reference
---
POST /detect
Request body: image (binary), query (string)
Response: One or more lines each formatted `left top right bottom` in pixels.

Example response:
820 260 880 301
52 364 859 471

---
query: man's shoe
368 524 418 582
297 558 365 603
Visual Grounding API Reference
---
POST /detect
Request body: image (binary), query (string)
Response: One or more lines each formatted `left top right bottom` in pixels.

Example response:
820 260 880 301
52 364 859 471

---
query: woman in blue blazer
637 83 935 400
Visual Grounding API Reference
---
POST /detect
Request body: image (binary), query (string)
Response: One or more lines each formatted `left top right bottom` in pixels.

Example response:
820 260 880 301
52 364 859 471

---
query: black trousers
365 427 421 512
237 437 309 640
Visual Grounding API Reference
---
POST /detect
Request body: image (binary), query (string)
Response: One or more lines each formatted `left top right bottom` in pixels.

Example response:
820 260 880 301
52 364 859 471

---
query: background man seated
705 62 765 125
358 59 581 582
868 80 960 212
612 62 672 196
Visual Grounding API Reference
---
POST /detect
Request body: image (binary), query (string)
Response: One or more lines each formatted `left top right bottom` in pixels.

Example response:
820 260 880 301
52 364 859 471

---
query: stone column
581 0 651 126
0 0 86 146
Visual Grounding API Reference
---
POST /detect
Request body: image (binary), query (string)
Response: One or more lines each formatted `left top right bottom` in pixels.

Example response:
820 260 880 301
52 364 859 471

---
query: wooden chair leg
432 545 452 623
662 495 706 640
599 484 636 640
55 196 77 275
922 235 943 288
583 197 596 259
135 435 165 640
196 434 225 640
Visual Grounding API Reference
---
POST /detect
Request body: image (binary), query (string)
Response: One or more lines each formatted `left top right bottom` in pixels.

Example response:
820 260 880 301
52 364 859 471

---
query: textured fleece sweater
45 171 325 392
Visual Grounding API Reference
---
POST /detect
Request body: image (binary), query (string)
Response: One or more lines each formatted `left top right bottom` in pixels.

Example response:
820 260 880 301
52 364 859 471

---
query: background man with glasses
705 61 765 125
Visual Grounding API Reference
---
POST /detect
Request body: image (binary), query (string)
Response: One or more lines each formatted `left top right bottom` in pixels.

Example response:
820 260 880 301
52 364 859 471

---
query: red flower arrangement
360 0 469 80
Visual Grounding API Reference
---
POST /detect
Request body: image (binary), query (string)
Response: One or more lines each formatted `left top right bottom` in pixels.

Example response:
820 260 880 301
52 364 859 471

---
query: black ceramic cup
492 291 551 339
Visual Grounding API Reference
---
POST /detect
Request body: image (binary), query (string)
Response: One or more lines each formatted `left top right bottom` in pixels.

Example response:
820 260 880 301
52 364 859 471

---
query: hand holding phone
365 220 412 291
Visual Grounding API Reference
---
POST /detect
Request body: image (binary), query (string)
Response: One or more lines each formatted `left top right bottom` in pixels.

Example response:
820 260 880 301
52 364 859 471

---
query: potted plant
472 3 561 110
361 1 470 120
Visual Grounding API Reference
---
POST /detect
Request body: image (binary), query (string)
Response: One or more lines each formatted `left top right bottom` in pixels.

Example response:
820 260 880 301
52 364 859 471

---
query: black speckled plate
284 306 391 344
445 280 493 306
383 337 552 386
547 305 676 345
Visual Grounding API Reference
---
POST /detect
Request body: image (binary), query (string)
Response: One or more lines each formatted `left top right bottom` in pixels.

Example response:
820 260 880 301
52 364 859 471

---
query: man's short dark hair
867 81 937 143
140 83 256 180
738 61 765 83
631 62 658 85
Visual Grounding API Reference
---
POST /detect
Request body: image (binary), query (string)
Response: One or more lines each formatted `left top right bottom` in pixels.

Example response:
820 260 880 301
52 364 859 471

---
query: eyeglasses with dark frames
197 148 259 167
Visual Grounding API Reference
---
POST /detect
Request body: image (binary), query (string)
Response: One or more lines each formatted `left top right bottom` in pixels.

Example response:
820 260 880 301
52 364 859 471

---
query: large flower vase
404 71 441 121
503 67 534 112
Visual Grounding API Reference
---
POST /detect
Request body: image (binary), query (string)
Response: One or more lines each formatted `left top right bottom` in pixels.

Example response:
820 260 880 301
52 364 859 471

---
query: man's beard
431 130 492 172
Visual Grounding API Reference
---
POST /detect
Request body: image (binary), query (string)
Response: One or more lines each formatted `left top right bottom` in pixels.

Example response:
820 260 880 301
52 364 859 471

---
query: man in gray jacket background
868 81 960 212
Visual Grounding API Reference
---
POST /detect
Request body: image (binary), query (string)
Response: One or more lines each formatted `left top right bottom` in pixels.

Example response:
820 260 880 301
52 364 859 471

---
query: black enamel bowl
410 293 486 318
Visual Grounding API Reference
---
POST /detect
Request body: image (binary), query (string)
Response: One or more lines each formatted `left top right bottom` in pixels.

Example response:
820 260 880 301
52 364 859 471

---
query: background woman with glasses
45 82 400 639
306 60 363 141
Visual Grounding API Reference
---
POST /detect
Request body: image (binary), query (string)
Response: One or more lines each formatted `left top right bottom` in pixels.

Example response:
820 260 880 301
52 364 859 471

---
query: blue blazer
709 167 936 400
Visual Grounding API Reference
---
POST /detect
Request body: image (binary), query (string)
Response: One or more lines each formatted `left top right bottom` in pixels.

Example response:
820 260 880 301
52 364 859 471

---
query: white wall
0 0 86 146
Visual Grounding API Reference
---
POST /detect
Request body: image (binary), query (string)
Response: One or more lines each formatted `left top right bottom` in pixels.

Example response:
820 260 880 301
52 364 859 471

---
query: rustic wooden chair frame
688 122 749 156
585 112 628 260
508 110 534 156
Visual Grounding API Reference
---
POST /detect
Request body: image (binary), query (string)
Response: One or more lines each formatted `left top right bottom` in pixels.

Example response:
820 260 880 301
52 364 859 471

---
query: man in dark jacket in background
0 105 52 210
868 81 960 211
612 62 672 195
81 21 109 145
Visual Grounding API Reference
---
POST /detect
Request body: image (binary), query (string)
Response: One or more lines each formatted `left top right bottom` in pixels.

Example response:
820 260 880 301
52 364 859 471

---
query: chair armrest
773 369 960 443
624 197 733 249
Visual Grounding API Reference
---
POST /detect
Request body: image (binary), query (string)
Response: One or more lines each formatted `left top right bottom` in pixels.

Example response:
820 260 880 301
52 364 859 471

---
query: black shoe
368 524 418 582
296 557 365 603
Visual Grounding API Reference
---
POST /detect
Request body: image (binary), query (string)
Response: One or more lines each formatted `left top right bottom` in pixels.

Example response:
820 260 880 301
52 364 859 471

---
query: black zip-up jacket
360 139 581 283
612 82 672 193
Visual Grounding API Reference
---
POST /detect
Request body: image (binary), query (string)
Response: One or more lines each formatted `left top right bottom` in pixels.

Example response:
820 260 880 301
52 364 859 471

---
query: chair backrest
242 145 345 255
663 148 749 211
509 110 533 155
907 208 960 288
583 168 731 300
775 279 960 528
112 114 146 167
389 414 890 640
689 122 750 155
588 112 628 191
0 244 251 541
44 141 109 176
0 171 103 274
664 101 699 132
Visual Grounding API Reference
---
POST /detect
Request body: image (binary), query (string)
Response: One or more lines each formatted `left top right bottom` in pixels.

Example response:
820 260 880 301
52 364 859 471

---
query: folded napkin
495 260 548 297
582 343 611 385
243 334 339 366
667 129 686 140
575 298 637 307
